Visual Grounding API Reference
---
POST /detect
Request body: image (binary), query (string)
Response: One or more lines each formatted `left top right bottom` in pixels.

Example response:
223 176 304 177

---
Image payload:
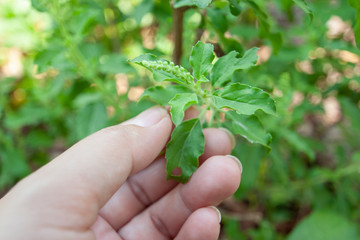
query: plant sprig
130 41 276 183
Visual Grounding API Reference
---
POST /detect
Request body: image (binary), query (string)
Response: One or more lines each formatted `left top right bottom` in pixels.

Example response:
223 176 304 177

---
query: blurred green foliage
0 0 360 239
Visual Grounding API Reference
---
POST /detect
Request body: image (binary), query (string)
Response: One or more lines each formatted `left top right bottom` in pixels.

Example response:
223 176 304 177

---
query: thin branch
172 6 188 65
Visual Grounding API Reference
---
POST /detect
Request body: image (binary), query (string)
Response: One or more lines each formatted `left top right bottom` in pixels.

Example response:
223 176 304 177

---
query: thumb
19 107 172 208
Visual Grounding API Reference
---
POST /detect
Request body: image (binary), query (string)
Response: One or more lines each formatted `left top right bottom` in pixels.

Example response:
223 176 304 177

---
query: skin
0 107 242 240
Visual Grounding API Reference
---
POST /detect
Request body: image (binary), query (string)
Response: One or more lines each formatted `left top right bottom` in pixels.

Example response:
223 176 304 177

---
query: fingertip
209 206 222 223
183 106 199 121
218 128 236 149
201 128 234 161
225 155 243 175
122 106 169 127
181 155 242 210
129 112 172 174
205 155 242 193
175 207 220 240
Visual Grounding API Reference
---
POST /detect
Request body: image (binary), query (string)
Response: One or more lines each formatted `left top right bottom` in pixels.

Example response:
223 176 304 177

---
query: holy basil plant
130 41 276 183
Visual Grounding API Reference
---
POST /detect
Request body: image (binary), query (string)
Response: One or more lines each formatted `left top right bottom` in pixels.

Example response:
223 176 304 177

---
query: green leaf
354 43 360 58
169 93 198 126
227 111 271 148
257 18 283 54
278 128 315 161
287 211 359 240
348 0 360 47
213 83 276 115
34 44 75 73
4 104 54 130
140 85 191 106
211 48 259 87
263 30 282 54
166 118 205 183
243 0 283 53
228 0 242 16
75 102 108 140
339 97 360 137
190 41 215 80
31 0 48 12
195 75 210 87
0 145 30 188
243 0 267 19
69 6 103 36
174 0 212 9
132 1 154 23
293 0 313 21
207 8 229 33
129 53 159 63
99 54 135 74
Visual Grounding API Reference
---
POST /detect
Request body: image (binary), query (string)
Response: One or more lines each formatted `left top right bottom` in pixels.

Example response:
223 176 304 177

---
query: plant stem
198 107 208 121
172 6 188 65
208 109 214 127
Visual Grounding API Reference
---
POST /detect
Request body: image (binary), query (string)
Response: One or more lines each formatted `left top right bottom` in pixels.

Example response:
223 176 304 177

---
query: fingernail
219 128 236 149
226 155 243 174
124 107 168 127
209 206 222 223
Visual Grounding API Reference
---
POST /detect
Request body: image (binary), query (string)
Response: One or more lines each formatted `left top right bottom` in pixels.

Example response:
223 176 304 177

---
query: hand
0 107 242 240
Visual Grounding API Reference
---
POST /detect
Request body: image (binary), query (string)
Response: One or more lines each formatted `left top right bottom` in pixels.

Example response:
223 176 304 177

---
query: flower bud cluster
141 60 193 84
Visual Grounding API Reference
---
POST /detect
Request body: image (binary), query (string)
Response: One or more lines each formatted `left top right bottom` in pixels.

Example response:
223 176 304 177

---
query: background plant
1 0 360 239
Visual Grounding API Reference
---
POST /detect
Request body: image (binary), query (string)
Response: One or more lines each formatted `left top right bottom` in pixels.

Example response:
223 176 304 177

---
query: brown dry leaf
322 96 342 126
256 46 272 65
128 86 145 101
115 73 129 95
338 50 360 64
1 48 23 78
296 60 314 74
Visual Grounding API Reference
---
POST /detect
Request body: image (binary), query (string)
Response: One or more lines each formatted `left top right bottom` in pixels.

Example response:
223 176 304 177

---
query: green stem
198 107 208 122
208 109 214 127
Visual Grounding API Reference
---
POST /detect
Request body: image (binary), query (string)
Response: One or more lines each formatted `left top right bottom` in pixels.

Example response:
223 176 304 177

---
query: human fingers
174 207 221 240
98 128 234 230
91 207 221 240
91 215 122 240
1 107 172 230
117 155 242 239
200 128 235 162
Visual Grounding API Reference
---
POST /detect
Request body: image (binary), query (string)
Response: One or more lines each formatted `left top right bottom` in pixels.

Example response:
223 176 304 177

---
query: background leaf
74 102 108 140
174 0 212 9
287 211 359 240
31 0 48 12
228 0 242 16
293 0 314 21
348 0 360 47
278 128 315 161
207 8 229 34
99 54 135 74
